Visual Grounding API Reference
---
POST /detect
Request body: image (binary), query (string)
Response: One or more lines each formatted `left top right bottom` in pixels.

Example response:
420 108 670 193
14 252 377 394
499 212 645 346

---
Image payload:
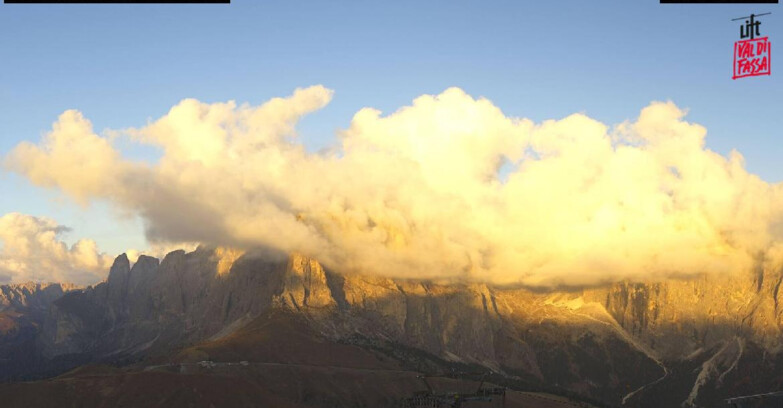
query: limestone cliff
0 282 77 381
14 248 783 407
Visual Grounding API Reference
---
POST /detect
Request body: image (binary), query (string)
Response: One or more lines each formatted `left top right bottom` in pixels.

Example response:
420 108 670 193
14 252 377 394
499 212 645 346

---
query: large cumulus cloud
6 86 783 288
0 213 112 284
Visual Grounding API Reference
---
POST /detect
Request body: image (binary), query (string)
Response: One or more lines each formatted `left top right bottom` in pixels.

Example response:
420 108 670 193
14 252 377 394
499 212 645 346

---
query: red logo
733 37 771 79
732 13 771 80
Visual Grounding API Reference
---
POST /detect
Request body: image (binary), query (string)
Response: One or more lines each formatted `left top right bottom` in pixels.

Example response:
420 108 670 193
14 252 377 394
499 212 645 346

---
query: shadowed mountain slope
2 247 782 407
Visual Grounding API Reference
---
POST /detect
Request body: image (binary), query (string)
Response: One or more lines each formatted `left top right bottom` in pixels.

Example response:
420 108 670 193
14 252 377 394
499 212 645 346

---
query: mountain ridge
2 246 781 407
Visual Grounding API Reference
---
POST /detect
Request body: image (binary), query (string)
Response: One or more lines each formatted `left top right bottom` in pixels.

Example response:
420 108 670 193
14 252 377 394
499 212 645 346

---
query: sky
0 0 781 286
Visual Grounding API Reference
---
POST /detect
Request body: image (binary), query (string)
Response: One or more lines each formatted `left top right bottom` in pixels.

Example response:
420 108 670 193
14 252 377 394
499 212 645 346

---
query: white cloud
125 241 198 264
6 86 783 288
0 213 113 285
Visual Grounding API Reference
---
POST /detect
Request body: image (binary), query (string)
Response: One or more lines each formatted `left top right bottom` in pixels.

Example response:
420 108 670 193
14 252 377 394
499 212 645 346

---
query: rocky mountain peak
8 247 783 407
0 282 77 313
276 252 336 310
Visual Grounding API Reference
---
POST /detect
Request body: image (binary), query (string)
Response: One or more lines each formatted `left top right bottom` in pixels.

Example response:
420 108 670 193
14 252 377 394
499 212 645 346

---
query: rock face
7 248 783 407
0 282 77 381
39 249 287 359
586 270 783 359
0 282 77 313
582 269 783 407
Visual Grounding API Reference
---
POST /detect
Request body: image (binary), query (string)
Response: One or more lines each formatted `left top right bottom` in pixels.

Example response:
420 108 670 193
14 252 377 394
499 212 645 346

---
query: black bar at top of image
4 0 229 3
661 0 777 3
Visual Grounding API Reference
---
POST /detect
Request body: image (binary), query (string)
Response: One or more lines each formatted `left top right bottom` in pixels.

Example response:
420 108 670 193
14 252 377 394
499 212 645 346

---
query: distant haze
5 87 783 288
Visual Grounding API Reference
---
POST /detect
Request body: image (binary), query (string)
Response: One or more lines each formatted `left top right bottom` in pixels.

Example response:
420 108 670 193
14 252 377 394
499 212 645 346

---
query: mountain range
1 246 780 407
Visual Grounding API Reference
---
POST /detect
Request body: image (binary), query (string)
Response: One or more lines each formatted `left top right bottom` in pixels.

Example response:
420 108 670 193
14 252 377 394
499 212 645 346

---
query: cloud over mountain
6 86 783 288
0 213 112 284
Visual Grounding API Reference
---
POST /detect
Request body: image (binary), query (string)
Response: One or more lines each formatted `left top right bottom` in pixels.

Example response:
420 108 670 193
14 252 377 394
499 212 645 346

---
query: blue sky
0 0 780 256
